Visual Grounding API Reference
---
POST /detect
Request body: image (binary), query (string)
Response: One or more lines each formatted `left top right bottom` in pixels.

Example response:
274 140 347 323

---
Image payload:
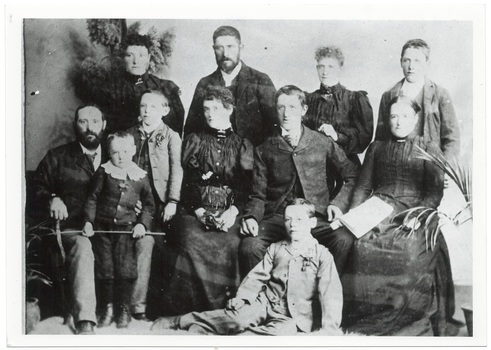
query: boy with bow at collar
126 89 184 321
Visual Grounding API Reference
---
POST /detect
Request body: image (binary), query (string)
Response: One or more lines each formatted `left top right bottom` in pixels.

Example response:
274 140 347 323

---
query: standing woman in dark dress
105 34 185 134
341 96 453 336
304 46 373 168
163 85 253 314
303 46 373 197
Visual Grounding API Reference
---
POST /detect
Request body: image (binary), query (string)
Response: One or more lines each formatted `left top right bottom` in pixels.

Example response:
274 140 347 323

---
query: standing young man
375 39 460 161
184 26 276 146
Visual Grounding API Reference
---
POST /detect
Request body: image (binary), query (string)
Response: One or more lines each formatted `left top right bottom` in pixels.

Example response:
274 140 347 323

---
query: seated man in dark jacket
239 85 359 278
32 105 106 334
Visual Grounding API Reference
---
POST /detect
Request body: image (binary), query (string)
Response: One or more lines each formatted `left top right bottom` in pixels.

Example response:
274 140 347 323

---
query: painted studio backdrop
24 19 472 171
22 18 475 337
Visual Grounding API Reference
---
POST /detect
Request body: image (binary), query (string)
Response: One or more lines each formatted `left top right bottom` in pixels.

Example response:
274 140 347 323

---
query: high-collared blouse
304 83 374 157
181 126 254 212
351 135 444 213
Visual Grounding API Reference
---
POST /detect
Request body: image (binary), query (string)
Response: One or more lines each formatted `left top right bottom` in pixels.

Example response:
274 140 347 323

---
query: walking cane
55 220 66 263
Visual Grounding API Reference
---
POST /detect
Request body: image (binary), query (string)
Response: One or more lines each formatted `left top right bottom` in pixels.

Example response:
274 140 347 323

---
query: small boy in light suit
151 198 343 335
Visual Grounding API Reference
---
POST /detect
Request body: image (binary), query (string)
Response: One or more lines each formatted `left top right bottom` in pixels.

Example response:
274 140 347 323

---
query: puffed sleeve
336 91 374 155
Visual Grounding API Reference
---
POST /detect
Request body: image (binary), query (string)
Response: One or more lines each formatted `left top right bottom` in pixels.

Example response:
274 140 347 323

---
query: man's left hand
318 124 338 141
162 202 177 223
327 205 343 221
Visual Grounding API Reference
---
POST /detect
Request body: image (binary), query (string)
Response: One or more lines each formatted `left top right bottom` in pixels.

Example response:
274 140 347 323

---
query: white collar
79 143 101 156
220 61 242 86
400 78 425 98
280 126 301 137
283 238 317 257
141 120 164 135
101 161 147 181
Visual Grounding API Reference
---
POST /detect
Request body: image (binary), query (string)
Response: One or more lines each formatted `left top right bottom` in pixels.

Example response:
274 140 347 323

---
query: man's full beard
76 129 103 150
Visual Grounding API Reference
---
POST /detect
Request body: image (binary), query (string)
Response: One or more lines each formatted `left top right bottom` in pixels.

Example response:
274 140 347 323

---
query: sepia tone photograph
4 2 487 348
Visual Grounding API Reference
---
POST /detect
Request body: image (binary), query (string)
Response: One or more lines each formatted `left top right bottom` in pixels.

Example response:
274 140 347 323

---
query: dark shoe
76 321 95 335
132 312 150 322
116 305 131 329
97 303 114 328
151 316 180 331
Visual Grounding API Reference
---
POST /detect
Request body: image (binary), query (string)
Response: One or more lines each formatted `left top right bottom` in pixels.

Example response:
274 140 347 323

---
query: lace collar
101 161 147 181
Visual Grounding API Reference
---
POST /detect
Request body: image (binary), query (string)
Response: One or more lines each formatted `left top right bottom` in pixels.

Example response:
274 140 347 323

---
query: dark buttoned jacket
184 61 276 146
33 141 105 229
84 167 155 230
243 126 359 222
375 78 460 160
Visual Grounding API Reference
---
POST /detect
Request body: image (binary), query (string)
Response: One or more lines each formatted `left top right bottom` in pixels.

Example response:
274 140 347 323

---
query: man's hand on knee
240 218 258 237
50 197 68 221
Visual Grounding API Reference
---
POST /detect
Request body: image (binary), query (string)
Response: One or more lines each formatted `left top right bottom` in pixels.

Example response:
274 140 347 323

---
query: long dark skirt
341 220 451 336
163 209 241 315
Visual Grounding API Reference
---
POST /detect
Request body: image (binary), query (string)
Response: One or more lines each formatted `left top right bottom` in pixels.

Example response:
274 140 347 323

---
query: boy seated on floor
151 198 343 335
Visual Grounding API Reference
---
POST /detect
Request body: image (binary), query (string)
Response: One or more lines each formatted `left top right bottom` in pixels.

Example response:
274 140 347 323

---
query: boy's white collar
101 161 147 181
142 120 164 134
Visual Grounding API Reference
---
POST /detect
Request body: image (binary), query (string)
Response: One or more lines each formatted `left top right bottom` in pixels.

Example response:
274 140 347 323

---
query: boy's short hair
275 85 306 107
106 130 135 149
141 89 169 107
315 46 345 67
213 26 241 43
203 85 235 110
401 39 430 61
388 95 421 115
74 104 105 122
121 33 153 52
286 198 316 218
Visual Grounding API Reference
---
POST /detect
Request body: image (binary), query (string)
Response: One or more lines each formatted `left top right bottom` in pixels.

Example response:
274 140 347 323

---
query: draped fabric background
23 19 472 171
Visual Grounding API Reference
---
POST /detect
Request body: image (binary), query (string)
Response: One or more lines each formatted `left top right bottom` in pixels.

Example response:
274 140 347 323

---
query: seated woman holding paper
340 95 452 336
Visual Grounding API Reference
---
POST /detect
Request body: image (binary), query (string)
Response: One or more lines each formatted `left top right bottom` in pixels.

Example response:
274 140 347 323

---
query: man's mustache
83 131 99 138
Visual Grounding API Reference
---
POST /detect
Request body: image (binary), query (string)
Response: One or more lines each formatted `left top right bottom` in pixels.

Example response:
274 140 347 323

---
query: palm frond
413 145 472 205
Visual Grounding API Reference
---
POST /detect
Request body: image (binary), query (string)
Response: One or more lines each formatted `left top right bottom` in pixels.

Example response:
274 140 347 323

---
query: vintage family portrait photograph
4 2 487 348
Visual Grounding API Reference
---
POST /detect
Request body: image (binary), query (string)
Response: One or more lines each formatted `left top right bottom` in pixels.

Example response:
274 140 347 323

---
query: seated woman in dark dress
341 95 454 336
163 86 253 314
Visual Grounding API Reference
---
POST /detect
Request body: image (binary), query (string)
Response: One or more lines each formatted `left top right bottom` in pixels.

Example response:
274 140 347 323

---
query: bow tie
320 86 334 96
